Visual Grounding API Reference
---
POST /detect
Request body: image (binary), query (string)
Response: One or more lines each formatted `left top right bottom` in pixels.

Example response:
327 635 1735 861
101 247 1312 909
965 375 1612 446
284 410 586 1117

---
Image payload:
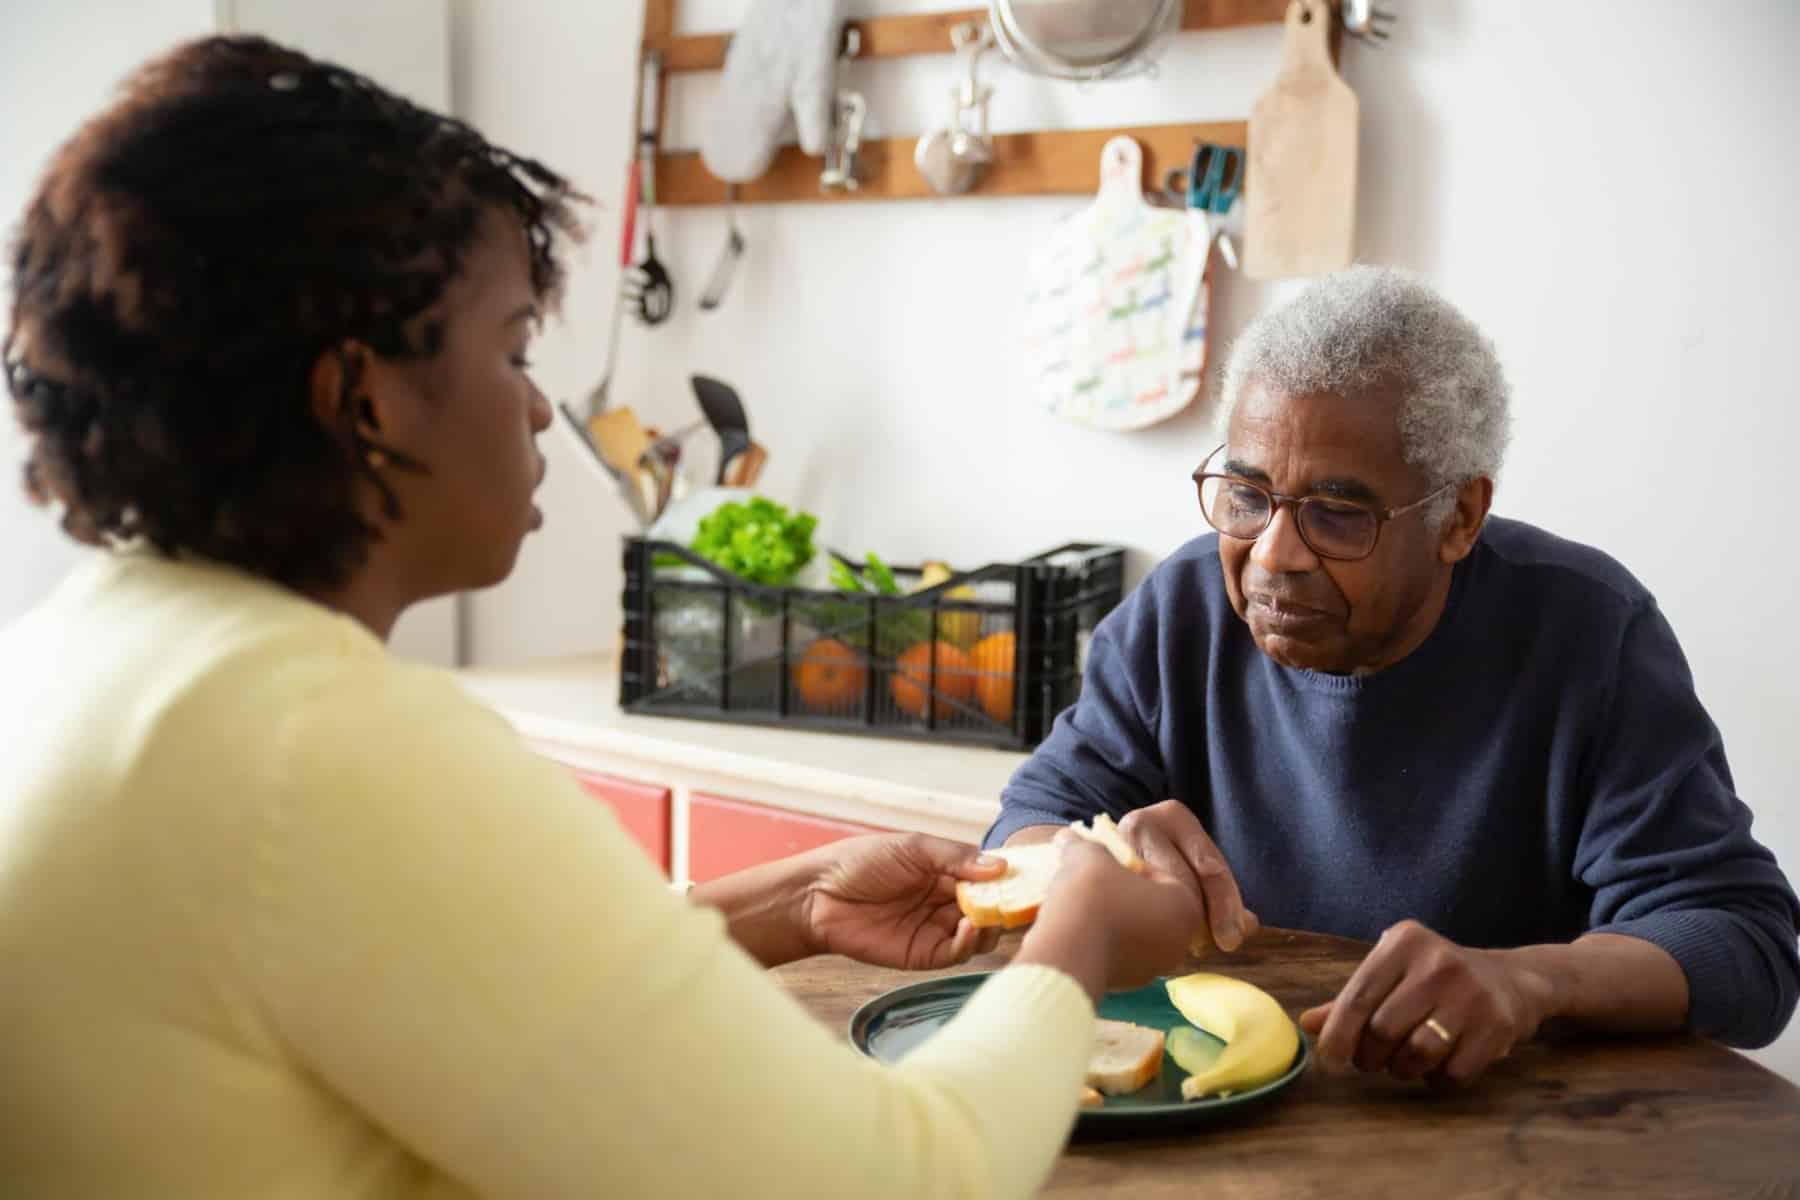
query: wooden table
774 928 1800 1197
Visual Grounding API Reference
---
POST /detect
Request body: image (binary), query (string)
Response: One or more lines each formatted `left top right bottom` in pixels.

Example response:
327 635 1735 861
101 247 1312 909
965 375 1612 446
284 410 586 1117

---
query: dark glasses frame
1191 444 1457 563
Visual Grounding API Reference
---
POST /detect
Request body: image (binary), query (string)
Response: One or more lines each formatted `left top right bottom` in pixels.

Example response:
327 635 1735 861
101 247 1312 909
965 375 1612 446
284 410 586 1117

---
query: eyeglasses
1191 445 1456 562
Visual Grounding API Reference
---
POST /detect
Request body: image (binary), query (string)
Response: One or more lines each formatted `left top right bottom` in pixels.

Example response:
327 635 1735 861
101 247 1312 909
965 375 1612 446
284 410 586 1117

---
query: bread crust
954 818 1147 929
1086 1019 1166 1095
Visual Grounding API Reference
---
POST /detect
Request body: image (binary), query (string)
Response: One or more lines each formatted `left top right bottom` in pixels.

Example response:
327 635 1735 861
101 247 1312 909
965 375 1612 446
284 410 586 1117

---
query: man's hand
1058 800 1255 952
1008 803 1257 951
1114 801 1257 951
800 834 1005 970
1299 920 1557 1085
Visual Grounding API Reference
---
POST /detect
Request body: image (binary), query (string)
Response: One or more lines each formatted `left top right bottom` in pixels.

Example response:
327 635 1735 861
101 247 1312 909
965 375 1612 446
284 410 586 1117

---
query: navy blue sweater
991 518 1800 1048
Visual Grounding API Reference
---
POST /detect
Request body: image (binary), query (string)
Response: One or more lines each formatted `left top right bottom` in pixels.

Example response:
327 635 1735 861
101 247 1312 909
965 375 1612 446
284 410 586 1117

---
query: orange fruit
890 641 974 720
794 638 867 712
971 631 1017 724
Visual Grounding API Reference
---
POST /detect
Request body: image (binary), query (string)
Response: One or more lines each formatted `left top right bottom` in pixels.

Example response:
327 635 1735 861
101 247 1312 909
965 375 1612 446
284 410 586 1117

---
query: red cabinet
573 771 671 875
687 792 888 883
556 763 897 883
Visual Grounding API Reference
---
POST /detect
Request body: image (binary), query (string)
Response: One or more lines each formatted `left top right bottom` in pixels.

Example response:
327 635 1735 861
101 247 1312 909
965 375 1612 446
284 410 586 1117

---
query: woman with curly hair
0 37 1205 1197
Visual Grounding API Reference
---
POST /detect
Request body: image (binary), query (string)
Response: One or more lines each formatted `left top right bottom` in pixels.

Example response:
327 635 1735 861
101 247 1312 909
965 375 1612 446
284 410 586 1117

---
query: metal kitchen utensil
642 417 711 518
988 0 1180 82
639 418 713 518
820 29 867 193
1343 0 1396 43
625 51 674 325
627 230 673 325
915 22 997 197
690 374 752 486
698 186 746 312
585 160 641 416
648 417 707 455
582 55 649 417
557 402 651 525
639 431 678 519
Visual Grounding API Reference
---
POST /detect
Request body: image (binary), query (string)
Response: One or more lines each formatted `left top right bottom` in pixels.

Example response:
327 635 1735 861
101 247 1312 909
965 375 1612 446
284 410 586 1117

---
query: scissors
1163 142 1244 216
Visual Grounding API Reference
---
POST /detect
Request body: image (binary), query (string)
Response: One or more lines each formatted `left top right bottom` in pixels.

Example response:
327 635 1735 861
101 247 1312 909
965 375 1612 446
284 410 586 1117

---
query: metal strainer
988 0 1182 82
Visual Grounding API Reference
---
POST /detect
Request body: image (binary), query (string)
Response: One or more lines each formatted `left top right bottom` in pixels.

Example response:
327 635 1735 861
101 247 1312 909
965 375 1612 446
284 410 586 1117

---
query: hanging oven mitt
701 0 847 183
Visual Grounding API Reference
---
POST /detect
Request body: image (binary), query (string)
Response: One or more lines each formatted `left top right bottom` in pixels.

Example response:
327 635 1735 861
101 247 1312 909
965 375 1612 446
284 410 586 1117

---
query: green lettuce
688 496 818 587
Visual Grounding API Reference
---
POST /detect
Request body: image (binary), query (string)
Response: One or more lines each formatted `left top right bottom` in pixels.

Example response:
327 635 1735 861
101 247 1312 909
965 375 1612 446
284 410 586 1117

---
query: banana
916 561 954 589
913 561 980 647
1164 973 1300 1100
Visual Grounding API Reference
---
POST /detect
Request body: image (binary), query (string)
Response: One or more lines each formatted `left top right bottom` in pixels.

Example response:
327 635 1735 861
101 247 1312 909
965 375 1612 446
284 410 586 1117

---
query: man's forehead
1230 387 1406 456
1223 388 1415 497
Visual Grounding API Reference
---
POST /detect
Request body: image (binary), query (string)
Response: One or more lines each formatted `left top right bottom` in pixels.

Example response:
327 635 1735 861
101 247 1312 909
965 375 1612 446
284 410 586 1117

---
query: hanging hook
821 27 868 192
948 20 995 153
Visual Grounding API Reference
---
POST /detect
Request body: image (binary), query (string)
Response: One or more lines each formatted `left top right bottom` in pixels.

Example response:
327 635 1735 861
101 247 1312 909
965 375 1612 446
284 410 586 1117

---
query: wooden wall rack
641 0 1338 207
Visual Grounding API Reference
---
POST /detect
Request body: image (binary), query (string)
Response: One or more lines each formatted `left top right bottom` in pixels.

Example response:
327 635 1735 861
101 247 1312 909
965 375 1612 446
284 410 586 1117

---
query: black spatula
691 374 752 486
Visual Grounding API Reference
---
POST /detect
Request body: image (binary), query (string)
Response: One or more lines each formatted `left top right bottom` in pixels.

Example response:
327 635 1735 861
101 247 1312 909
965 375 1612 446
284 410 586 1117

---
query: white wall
0 0 461 663
453 0 1800 1080
0 0 215 617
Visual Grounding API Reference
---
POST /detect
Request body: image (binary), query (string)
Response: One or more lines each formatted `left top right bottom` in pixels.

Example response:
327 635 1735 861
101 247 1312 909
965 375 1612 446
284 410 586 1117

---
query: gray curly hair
1216 266 1511 522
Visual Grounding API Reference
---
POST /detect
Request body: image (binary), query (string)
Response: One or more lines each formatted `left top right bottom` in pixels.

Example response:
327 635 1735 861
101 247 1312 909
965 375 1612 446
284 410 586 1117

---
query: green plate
849 972 1310 1138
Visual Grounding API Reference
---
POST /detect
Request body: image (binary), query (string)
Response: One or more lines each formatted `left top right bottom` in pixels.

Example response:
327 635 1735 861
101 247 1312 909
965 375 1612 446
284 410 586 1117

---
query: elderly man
991 266 1799 1085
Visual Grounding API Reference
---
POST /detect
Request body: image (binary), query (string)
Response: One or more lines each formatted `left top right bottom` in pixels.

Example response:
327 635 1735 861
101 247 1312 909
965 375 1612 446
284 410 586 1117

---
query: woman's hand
1012 837 1209 1004
800 834 1007 970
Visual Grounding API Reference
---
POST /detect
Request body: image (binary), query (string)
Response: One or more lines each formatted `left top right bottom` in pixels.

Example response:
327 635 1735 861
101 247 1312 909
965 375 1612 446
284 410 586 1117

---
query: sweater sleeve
987 584 1170 848
1576 601 1800 1048
251 660 1094 1199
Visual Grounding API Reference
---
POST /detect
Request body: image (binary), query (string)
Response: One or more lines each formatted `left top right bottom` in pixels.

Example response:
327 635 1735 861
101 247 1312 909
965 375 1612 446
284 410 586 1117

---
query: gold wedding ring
1423 1016 1455 1045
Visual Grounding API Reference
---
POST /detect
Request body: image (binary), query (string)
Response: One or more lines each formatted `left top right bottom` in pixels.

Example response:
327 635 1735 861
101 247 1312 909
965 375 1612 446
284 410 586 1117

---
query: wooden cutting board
1245 0 1358 279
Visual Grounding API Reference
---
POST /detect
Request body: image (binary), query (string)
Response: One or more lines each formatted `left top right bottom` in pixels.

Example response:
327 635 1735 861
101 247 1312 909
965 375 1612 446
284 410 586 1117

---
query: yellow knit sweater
0 551 1093 1198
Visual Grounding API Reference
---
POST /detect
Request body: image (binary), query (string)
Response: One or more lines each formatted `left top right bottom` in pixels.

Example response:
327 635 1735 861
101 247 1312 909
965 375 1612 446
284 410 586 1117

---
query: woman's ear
307 341 380 445
1438 475 1494 565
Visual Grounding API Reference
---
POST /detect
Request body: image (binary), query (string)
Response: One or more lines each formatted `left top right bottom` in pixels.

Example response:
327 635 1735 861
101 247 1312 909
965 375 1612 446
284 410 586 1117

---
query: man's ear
1438 475 1494 565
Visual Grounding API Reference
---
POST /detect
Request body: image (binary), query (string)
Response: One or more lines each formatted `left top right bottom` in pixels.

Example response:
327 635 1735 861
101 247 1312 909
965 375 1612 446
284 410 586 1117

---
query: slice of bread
955 842 1061 929
1079 1085 1106 1108
955 815 1146 930
1086 1018 1166 1095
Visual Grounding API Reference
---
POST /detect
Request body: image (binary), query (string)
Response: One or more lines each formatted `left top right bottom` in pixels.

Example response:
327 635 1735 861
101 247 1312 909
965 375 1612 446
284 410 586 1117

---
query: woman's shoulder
59 550 491 770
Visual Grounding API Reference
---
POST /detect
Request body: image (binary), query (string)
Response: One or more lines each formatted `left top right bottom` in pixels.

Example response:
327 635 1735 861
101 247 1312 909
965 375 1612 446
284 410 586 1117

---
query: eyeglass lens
1197 475 1380 560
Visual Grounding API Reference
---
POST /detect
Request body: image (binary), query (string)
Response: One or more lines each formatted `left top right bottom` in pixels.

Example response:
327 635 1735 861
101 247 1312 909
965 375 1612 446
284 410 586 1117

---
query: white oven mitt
701 0 847 183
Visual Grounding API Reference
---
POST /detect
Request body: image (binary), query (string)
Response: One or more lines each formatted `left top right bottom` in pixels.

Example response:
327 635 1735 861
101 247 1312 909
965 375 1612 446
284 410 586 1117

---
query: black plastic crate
619 540 1125 750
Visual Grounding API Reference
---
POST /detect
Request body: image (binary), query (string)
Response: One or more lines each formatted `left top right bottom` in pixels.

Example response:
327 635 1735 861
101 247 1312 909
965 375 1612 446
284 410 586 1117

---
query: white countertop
456 654 1022 837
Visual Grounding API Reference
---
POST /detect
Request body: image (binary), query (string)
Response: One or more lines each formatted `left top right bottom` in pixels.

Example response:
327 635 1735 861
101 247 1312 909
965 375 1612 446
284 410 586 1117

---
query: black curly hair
4 35 584 590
